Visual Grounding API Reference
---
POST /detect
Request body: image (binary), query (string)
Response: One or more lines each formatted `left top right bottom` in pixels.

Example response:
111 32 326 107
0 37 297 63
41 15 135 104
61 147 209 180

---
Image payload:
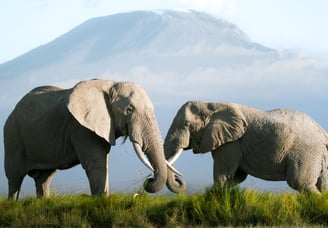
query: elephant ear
199 103 247 152
67 79 116 145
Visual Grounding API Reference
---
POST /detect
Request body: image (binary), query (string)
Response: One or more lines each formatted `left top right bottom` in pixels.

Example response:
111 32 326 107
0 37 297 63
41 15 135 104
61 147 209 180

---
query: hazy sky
1 0 328 64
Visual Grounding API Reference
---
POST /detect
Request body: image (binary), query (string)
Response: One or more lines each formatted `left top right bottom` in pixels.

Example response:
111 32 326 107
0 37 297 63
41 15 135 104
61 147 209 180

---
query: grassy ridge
1 187 328 227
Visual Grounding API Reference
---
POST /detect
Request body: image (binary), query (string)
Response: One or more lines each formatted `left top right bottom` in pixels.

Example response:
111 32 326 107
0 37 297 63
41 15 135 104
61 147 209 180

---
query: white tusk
168 148 184 165
166 160 183 177
133 143 154 172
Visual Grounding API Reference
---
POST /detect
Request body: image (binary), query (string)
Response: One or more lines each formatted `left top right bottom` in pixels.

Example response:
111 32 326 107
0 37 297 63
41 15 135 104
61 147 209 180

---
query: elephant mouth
124 124 129 139
189 139 201 154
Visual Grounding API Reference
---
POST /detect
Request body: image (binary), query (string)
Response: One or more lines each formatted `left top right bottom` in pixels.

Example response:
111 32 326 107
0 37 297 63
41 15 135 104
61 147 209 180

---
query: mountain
0 10 327 196
0 10 276 79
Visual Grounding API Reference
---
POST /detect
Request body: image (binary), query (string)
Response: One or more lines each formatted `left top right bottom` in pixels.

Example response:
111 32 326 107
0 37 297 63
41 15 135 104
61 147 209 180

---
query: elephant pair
4 79 328 199
4 79 181 200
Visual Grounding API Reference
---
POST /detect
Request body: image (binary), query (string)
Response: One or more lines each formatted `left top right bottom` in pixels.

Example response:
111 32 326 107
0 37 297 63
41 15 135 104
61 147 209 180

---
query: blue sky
1 0 328 64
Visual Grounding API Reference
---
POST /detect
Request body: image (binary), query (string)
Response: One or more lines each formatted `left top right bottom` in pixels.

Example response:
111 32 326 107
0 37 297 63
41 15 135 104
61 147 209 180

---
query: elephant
164 101 328 193
3 79 182 200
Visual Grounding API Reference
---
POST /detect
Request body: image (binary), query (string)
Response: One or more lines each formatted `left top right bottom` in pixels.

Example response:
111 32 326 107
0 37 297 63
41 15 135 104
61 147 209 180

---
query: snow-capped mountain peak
0 10 274 77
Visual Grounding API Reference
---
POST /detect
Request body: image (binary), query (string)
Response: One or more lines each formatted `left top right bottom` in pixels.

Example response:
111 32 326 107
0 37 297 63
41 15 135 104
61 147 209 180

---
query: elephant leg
212 142 242 187
8 175 25 200
28 169 57 197
72 128 110 196
83 153 109 196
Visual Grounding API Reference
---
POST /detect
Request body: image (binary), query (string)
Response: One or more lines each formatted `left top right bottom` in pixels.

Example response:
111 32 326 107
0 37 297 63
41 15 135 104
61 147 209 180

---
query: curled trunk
166 169 187 193
164 143 187 193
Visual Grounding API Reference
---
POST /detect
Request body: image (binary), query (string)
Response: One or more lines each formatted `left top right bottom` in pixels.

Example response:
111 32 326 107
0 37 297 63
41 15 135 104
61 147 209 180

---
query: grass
1 186 328 227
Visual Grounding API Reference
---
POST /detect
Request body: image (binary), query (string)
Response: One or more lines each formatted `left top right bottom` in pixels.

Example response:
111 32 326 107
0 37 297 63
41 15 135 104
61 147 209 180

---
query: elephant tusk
165 160 183 177
168 148 184 165
133 143 154 172
133 143 183 177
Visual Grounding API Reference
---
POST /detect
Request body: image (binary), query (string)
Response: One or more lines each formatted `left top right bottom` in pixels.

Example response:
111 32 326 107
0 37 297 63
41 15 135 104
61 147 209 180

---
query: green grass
1 187 328 227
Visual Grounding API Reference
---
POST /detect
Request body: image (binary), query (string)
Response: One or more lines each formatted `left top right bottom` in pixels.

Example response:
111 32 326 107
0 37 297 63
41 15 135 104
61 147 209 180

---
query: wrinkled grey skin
4 79 167 200
165 101 328 193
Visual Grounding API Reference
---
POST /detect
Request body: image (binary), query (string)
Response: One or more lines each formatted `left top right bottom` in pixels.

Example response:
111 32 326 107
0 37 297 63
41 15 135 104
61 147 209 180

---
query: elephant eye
126 106 134 115
184 121 191 127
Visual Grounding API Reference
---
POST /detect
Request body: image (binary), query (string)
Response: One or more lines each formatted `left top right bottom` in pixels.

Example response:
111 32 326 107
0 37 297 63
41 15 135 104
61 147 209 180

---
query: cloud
97 53 328 110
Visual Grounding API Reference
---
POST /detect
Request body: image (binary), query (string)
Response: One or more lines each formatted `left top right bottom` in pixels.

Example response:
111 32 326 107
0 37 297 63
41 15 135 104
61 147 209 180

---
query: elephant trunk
132 121 168 193
143 141 167 193
164 142 187 193
166 169 187 193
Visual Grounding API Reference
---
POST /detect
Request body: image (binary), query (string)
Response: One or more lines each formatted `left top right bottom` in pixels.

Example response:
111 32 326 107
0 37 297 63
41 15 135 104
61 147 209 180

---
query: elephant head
67 79 180 193
164 101 247 193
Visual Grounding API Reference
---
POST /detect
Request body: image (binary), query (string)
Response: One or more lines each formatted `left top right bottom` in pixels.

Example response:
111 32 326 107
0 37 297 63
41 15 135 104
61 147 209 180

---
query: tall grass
1 187 328 227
